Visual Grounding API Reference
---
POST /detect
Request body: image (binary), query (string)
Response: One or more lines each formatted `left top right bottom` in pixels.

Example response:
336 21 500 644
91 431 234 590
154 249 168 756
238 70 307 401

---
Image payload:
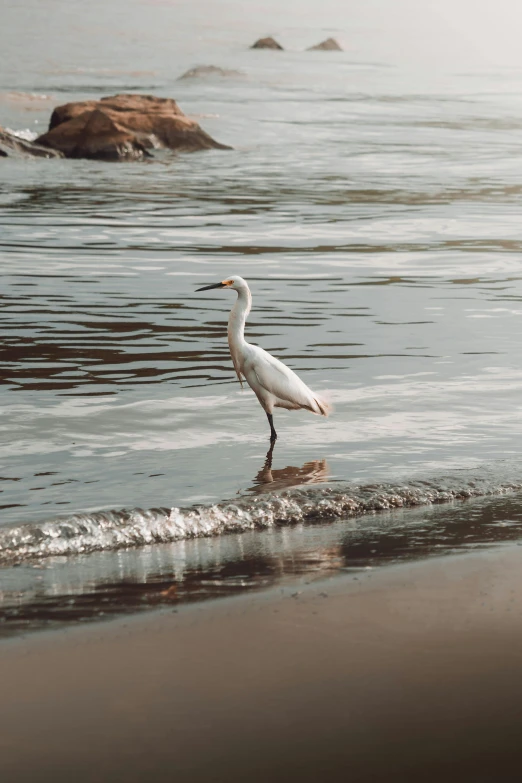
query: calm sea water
3 0 522 632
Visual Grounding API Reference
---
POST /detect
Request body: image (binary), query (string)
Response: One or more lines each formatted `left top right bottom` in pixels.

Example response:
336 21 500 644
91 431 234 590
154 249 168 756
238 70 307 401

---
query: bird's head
196 275 248 293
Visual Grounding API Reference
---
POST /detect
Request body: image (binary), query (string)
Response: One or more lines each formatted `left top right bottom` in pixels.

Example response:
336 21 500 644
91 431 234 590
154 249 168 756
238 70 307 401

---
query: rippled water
3 0 522 630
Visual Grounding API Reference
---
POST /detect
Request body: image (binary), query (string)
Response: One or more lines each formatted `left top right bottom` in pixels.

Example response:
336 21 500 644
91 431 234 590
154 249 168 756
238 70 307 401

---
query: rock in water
35 93 230 161
0 127 64 158
178 65 243 80
250 37 283 50
307 37 343 51
51 109 150 161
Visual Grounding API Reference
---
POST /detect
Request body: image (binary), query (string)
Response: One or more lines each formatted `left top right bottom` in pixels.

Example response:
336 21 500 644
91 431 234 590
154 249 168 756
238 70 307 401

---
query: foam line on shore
1 472 520 564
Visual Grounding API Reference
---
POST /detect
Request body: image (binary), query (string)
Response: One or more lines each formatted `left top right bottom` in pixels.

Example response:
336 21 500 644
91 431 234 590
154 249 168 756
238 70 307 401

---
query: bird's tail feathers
313 394 332 417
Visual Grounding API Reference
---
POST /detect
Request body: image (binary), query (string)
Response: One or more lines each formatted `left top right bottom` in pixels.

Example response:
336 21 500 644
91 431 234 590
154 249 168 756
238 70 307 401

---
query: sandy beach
2 545 522 782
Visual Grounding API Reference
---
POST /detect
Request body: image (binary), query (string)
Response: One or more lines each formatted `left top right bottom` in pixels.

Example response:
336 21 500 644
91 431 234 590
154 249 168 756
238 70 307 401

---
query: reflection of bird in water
249 441 330 494
196 275 330 441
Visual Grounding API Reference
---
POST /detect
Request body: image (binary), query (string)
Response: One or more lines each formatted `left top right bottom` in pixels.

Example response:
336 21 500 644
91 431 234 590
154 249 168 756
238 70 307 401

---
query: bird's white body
241 343 328 415
198 275 329 438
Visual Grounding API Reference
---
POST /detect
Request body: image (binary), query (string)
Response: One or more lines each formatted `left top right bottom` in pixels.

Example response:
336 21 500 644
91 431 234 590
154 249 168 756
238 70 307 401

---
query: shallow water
3 0 522 630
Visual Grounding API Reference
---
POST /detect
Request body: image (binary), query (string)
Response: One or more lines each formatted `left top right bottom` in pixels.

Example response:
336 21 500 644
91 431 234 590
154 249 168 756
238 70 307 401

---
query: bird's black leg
266 412 277 442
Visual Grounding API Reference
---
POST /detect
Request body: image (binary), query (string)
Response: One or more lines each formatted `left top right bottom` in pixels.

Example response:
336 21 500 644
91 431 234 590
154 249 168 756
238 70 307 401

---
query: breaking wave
1 472 521 564
5 127 38 142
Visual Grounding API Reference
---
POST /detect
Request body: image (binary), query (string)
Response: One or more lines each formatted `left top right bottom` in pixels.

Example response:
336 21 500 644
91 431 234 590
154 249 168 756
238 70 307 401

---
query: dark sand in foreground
3 545 522 782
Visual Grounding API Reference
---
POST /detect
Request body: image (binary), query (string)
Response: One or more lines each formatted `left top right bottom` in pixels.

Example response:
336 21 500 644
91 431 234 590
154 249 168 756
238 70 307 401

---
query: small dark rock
251 37 283 50
178 65 243 80
308 37 343 51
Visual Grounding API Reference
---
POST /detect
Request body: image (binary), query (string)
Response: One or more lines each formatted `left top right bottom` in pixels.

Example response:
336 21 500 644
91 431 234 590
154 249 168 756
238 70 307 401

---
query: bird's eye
223 279 234 286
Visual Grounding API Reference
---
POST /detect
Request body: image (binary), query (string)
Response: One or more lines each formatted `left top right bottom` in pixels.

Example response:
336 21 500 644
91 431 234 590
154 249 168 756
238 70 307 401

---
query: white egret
196 275 330 440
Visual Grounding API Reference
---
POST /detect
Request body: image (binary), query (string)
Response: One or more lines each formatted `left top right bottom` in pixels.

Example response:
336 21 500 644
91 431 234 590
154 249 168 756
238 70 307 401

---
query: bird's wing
247 346 325 413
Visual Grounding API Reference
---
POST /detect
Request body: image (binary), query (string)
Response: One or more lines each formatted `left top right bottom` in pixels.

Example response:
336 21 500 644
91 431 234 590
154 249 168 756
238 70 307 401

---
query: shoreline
3 544 522 781
4 484 522 639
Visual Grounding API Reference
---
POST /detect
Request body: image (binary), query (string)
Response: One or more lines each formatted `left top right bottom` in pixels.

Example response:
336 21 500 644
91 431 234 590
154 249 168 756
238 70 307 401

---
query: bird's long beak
196 282 226 291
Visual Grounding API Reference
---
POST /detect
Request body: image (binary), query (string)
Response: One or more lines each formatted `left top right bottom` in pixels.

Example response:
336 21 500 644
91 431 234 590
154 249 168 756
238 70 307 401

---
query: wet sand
2 545 522 782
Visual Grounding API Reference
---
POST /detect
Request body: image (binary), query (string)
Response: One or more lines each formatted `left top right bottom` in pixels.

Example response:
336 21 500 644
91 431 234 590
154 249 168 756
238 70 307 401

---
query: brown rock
47 94 185 131
54 109 149 161
36 93 230 161
307 37 343 51
0 126 63 159
250 37 283 50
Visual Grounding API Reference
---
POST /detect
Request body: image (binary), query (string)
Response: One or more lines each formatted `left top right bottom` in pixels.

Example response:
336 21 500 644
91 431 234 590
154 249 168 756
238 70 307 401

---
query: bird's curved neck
228 286 252 350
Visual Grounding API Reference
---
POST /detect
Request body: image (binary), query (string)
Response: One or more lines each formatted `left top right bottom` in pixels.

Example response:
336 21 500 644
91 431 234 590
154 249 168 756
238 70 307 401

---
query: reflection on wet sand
249 442 330 493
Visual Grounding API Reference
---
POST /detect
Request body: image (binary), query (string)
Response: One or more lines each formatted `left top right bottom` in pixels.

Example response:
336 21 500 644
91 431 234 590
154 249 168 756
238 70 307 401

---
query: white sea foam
5 127 38 142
